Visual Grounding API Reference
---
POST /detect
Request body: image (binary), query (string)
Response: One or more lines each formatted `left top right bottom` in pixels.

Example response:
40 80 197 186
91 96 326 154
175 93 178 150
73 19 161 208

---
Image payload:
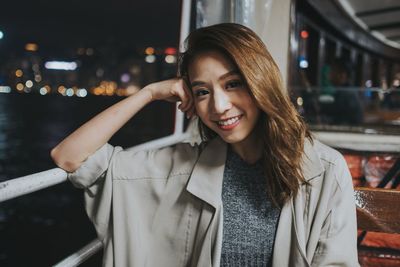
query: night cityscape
0 1 181 97
0 1 180 266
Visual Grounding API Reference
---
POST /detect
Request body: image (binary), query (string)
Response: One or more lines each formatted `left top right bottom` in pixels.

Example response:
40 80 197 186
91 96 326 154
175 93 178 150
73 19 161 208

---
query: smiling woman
50 23 360 267
179 24 313 207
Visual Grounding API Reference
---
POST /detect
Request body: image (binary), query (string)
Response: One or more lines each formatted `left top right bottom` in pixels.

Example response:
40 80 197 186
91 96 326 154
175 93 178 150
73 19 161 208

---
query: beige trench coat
69 137 359 267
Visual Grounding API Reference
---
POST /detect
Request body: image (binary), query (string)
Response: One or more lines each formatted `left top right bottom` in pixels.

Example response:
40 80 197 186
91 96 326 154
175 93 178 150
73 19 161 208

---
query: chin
217 132 247 144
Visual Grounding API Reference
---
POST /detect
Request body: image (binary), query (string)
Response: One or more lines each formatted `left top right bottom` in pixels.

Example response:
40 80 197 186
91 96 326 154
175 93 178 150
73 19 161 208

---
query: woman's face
188 50 261 146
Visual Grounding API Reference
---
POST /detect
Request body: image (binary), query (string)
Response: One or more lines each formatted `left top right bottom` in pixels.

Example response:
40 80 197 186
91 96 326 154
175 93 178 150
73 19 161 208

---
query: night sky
0 0 181 54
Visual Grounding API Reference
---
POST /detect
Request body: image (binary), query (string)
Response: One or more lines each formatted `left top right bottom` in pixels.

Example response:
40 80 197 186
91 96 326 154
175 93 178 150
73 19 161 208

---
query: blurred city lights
300 30 309 39
15 69 23 77
0 30 4 39
130 65 140 75
77 88 88 97
39 86 49 95
25 43 39 52
25 80 33 88
16 83 24 91
296 97 304 106
58 85 66 95
165 55 177 64
120 73 130 83
86 48 94 56
0 86 11 93
66 88 74 97
92 81 117 96
145 47 155 55
96 68 104 77
145 55 156 63
77 48 85 55
299 59 308 68
2 44 181 97
164 47 177 55
45 61 78 71
32 64 40 72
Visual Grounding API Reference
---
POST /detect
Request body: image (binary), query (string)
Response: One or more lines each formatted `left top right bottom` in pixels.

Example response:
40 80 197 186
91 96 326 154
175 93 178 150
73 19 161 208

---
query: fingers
181 80 196 119
186 104 196 119
175 80 193 112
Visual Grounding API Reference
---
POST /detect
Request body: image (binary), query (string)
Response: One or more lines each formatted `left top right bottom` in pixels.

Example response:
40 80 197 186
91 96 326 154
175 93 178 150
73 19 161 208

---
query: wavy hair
178 23 312 207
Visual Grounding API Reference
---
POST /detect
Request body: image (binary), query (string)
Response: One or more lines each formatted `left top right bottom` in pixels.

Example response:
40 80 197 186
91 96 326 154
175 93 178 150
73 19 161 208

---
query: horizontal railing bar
0 168 68 202
313 131 400 152
2 130 395 203
52 239 103 267
0 133 193 203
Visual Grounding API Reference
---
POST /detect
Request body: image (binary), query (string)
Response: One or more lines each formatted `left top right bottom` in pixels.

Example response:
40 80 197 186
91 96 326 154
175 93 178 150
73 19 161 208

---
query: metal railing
313 131 400 152
52 239 103 267
0 2 194 265
0 132 192 267
0 168 67 202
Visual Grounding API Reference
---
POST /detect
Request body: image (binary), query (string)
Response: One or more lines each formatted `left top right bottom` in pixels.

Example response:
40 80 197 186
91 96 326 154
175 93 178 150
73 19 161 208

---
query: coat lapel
185 137 227 266
186 137 227 209
272 139 325 267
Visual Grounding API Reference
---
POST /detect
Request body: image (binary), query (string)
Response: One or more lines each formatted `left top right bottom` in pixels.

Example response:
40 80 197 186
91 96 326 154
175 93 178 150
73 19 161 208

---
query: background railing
0 132 193 266
0 2 194 265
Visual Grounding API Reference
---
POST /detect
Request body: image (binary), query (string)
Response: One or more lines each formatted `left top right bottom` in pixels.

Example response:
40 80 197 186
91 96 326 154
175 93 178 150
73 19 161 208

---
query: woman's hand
144 78 195 117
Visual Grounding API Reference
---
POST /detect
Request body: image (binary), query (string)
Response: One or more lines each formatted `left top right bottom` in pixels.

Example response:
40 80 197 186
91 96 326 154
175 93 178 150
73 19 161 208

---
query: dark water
0 93 175 266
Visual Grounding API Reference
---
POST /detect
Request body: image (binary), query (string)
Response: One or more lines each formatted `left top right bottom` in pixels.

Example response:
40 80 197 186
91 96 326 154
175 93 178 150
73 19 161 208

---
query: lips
215 115 242 130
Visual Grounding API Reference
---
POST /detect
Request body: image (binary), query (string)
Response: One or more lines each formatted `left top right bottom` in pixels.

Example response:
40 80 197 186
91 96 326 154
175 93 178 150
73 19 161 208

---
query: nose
210 89 232 114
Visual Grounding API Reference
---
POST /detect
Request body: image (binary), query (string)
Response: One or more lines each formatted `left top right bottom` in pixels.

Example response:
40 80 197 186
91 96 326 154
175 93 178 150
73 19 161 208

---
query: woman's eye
226 80 242 89
194 89 209 97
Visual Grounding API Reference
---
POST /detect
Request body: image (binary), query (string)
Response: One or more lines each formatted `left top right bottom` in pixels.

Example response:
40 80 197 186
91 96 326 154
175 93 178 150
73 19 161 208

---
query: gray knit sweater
220 147 280 267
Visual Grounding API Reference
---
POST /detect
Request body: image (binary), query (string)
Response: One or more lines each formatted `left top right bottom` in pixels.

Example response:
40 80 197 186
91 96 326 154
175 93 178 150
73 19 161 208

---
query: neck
230 130 263 165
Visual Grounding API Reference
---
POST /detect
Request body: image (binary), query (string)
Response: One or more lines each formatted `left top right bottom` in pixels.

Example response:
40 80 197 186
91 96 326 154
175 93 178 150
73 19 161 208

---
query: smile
216 115 242 130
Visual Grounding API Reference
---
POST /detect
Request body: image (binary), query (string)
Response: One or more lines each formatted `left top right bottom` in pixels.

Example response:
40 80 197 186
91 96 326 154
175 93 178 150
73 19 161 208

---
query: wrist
141 85 155 103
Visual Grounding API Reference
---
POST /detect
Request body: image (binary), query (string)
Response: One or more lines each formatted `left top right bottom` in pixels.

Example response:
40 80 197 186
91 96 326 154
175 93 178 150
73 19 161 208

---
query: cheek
194 102 207 117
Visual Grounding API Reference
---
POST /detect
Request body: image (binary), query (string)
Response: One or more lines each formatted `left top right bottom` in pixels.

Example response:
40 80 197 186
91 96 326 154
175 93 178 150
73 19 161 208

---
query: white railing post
174 0 192 135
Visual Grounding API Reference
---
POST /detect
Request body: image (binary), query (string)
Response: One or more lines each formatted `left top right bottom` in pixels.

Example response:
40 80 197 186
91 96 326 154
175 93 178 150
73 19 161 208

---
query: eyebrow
190 70 240 88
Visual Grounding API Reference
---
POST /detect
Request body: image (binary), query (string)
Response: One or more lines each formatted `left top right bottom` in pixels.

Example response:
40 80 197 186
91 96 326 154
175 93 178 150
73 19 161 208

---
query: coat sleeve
311 155 360 267
68 143 122 190
67 143 123 240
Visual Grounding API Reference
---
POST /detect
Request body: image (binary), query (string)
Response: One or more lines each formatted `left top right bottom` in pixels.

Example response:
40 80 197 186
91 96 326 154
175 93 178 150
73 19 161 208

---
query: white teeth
218 116 240 126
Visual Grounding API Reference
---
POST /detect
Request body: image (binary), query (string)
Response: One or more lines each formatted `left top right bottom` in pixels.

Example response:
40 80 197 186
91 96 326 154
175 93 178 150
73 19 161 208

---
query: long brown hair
179 23 312 207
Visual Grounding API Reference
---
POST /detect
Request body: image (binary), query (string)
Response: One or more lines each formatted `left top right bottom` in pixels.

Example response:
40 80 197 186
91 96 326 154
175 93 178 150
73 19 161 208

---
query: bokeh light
25 80 33 88
16 83 24 91
145 55 156 63
165 55 176 64
15 69 23 77
145 47 155 55
25 43 39 52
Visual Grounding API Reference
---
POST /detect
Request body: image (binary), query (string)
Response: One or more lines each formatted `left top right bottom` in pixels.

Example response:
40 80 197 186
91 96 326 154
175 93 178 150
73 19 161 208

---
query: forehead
188 50 237 81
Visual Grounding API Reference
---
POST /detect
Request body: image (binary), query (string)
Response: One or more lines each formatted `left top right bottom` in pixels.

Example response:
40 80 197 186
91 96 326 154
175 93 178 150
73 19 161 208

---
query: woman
51 23 359 266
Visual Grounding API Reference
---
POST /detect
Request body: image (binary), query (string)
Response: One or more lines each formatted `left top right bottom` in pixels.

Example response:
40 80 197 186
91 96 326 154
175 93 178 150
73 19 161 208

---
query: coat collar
185 137 324 208
302 139 325 181
186 137 227 209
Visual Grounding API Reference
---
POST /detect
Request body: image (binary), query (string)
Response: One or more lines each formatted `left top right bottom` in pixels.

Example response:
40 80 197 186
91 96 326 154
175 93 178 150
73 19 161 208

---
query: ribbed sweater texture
220 148 280 267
